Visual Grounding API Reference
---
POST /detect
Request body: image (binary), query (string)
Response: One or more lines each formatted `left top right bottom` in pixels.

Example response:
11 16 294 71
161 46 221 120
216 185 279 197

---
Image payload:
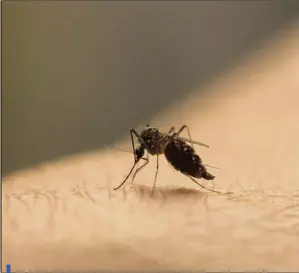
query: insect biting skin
113 124 231 195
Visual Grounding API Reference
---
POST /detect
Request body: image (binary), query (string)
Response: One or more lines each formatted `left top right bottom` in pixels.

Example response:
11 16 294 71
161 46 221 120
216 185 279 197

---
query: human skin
2 23 299 271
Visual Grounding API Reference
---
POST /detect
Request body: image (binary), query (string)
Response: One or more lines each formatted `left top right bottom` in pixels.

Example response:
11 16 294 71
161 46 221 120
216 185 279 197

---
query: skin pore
3 23 299 271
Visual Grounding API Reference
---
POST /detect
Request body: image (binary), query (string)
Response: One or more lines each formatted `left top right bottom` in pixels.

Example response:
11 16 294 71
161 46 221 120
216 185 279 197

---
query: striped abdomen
164 139 215 180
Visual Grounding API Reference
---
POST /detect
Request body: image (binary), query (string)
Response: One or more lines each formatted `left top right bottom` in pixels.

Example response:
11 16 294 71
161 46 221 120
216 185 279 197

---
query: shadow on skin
124 184 208 201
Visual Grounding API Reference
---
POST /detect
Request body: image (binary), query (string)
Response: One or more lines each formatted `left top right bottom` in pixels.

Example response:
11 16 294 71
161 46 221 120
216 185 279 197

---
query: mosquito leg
173 125 194 148
188 176 233 195
113 128 139 191
131 152 149 183
174 125 189 136
131 128 160 196
151 155 159 197
114 161 140 190
129 128 138 162
168 126 176 134
205 164 220 170
114 128 153 191
167 124 194 148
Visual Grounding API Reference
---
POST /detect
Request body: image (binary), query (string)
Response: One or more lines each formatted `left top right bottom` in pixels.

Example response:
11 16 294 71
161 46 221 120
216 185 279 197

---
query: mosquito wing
174 136 210 148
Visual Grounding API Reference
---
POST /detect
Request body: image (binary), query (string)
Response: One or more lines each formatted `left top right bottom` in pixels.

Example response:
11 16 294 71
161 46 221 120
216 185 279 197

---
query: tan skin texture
3 24 299 271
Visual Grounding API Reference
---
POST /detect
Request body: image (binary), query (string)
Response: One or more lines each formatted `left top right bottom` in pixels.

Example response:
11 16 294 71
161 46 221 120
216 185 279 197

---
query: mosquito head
135 145 145 160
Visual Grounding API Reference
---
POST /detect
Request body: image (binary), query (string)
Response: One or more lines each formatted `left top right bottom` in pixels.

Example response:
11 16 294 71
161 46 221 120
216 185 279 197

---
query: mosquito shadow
128 184 206 201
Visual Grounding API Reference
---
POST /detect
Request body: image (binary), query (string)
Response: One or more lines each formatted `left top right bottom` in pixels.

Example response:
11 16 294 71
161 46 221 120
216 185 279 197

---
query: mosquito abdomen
201 171 215 180
164 139 215 180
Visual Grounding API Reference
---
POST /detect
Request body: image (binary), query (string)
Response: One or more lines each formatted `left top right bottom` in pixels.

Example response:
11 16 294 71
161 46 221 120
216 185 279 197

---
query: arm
3 132 299 272
3 24 299 271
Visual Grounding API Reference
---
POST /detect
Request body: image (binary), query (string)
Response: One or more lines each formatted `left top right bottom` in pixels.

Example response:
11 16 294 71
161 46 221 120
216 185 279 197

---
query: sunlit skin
3 23 299 271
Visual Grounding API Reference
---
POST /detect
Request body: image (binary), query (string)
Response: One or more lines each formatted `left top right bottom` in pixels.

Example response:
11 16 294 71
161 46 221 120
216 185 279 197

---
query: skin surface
3 22 299 271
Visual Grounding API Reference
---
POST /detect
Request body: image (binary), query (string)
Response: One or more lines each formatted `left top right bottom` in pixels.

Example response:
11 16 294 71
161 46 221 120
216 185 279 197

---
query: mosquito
113 124 231 195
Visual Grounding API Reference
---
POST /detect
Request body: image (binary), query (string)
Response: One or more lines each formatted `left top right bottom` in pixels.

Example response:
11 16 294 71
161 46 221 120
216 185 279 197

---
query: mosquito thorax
139 126 169 155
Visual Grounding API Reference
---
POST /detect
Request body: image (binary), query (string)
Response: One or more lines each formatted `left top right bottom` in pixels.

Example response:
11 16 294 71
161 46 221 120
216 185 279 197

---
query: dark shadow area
2 1 299 175
127 184 206 201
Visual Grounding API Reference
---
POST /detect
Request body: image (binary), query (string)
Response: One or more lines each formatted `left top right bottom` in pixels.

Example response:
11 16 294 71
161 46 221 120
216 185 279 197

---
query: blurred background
3 1 299 175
